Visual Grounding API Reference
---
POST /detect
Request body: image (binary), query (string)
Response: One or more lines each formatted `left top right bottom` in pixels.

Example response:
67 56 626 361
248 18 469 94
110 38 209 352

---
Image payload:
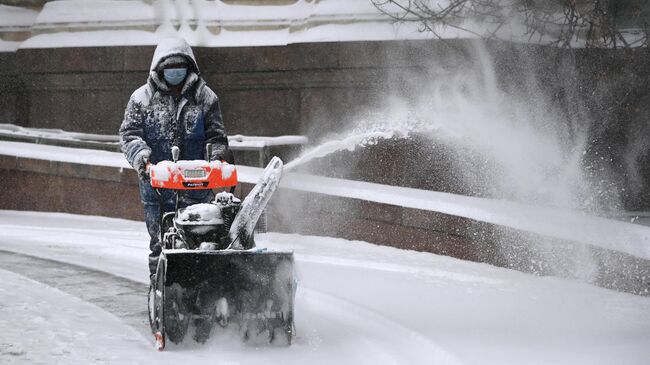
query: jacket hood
150 37 199 73
148 37 203 97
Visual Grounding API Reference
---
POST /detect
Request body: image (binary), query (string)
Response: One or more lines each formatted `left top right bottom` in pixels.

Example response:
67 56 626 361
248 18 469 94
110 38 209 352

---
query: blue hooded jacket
119 38 230 171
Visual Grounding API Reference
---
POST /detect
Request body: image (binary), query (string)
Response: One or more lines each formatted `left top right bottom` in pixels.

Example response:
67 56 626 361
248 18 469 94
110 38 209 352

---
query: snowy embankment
1 140 649 261
6 0 458 51
0 210 648 364
0 123 307 150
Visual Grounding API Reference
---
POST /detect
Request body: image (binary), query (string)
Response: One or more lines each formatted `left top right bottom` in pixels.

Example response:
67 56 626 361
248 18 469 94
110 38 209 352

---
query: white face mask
163 68 188 86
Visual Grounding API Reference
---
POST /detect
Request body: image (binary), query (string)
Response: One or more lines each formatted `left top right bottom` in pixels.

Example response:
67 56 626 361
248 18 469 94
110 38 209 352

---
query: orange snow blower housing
149 160 238 190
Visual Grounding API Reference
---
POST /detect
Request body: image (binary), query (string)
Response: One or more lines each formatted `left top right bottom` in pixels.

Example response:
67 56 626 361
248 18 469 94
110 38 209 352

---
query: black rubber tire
163 285 191 344
148 257 166 349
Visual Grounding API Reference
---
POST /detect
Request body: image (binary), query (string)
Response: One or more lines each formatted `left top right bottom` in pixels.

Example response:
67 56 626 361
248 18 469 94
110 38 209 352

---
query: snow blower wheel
148 256 166 351
163 282 192 344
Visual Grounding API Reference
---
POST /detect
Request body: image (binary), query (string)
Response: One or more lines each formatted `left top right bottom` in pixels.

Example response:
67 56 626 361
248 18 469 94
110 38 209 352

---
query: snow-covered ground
1 0 452 51
0 270 153 364
0 124 307 150
6 0 637 51
0 210 648 364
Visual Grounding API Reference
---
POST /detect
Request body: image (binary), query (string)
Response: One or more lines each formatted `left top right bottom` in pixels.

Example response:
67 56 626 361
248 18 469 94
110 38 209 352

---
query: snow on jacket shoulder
119 38 230 169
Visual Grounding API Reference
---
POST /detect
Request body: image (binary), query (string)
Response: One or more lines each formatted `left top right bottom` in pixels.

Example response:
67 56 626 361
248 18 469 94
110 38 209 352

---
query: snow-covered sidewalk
0 210 648 364
0 269 154 364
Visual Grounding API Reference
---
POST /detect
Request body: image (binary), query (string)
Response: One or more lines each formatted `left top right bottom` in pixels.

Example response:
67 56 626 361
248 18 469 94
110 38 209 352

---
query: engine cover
173 194 241 250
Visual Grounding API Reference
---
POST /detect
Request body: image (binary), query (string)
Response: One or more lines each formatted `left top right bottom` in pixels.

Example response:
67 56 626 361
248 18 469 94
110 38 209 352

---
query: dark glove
211 148 235 164
134 151 151 182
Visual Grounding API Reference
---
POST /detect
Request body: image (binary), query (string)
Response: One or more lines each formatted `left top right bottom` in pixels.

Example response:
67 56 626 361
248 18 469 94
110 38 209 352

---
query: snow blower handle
205 143 213 162
205 143 234 193
171 146 180 162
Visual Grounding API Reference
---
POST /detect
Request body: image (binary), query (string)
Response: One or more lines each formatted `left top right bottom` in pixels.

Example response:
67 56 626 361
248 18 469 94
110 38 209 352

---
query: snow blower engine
147 144 295 351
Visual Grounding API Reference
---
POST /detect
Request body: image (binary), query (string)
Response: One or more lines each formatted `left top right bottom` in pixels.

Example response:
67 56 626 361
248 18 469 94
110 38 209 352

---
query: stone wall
8 42 379 135
0 152 486 259
1 38 649 206
1 152 648 296
0 52 21 125
6 39 473 136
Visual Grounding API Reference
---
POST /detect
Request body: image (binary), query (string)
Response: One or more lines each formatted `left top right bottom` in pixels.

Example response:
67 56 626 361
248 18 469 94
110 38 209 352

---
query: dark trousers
139 181 213 275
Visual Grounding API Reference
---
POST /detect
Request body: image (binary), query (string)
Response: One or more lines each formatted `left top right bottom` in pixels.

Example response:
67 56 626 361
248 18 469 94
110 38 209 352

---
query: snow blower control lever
171 145 179 162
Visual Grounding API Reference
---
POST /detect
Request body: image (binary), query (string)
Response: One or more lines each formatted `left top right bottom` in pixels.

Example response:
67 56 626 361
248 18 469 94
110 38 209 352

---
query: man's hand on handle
135 150 152 182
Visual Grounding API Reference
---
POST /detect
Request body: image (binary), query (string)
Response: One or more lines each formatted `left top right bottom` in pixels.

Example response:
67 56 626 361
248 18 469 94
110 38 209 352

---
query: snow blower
147 145 295 351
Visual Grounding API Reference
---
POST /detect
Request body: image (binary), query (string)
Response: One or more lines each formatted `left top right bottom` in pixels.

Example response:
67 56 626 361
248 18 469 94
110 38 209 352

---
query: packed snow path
0 250 149 337
0 269 153 364
0 210 649 364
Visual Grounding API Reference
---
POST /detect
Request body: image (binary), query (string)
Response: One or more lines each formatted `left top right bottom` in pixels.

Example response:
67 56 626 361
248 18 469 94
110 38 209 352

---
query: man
119 38 233 277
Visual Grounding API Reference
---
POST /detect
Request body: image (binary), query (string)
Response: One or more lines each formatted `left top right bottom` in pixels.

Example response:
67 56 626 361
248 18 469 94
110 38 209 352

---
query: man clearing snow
119 37 233 278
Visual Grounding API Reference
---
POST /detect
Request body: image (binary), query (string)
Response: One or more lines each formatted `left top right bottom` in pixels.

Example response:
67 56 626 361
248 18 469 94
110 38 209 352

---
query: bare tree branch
371 0 649 49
